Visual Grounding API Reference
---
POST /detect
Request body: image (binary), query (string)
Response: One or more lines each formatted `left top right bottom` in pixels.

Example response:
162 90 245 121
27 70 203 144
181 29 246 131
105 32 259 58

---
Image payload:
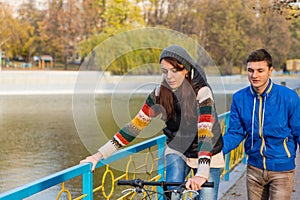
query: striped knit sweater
98 85 215 179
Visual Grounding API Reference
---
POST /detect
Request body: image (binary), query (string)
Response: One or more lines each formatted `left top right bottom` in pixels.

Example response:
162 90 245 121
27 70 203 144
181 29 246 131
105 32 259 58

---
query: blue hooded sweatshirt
223 80 300 171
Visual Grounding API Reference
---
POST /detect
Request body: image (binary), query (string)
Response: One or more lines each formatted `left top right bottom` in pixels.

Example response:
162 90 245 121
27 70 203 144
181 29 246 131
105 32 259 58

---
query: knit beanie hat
159 45 195 72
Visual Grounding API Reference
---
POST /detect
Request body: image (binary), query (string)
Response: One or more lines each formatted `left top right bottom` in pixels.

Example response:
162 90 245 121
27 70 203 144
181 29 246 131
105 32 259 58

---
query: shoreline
0 71 299 95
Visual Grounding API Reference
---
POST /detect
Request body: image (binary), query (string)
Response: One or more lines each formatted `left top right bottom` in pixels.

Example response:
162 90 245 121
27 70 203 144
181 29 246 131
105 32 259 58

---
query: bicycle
117 178 214 200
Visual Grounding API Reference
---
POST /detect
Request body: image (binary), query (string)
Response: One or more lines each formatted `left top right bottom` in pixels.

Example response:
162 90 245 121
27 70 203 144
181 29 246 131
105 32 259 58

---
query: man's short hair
246 49 272 68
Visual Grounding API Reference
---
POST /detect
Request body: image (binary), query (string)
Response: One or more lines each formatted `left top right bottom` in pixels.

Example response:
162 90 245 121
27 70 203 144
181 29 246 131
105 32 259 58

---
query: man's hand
185 176 207 191
80 152 103 172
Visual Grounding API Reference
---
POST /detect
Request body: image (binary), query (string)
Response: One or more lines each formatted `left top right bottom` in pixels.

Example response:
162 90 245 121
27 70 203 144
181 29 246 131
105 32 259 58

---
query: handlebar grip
117 179 142 187
202 182 214 188
117 180 136 186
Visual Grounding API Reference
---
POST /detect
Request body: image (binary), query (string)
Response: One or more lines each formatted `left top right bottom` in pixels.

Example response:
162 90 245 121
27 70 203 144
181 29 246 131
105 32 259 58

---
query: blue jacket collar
250 79 273 97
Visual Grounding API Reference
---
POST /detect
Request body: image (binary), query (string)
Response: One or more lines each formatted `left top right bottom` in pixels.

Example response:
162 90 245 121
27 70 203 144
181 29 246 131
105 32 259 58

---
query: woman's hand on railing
185 176 208 191
80 152 103 172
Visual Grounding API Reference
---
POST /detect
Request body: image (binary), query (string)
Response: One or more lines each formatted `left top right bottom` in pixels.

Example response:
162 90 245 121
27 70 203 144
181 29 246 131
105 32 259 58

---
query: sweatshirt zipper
258 95 267 170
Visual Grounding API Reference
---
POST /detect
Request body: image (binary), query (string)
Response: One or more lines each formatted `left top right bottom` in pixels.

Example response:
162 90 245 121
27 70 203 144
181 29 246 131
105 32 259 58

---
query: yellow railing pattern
226 143 245 170
58 147 160 200
56 182 72 200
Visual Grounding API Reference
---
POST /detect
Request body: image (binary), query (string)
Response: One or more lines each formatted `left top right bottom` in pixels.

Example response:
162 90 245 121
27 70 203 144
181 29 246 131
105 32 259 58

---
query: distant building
286 59 300 72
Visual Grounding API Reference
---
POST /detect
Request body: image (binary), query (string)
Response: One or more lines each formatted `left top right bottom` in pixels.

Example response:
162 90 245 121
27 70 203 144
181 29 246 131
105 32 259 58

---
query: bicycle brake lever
183 190 199 196
122 188 135 195
122 187 144 195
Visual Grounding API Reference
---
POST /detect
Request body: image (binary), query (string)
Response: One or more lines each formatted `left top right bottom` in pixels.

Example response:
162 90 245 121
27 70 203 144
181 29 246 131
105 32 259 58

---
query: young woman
80 45 224 200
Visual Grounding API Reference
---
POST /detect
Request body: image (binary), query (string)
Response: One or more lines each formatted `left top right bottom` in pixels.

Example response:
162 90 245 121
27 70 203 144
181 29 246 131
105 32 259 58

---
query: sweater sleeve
194 86 214 179
98 90 158 158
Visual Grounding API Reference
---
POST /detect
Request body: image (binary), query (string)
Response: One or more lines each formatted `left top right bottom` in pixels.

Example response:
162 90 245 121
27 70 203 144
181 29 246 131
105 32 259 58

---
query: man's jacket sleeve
290 93 300 151
222 93 247 154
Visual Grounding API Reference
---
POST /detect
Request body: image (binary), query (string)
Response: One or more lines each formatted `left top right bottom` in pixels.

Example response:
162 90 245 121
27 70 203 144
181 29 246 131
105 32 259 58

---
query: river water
0 95 86 198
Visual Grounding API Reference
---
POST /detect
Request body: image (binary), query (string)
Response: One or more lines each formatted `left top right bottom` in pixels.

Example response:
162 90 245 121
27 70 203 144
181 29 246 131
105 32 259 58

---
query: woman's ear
185 71 189 78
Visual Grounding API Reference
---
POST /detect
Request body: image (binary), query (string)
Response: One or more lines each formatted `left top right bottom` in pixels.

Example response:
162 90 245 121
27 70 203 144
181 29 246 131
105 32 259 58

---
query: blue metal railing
0 112 240 200
0 164 92 200
0 135 166 200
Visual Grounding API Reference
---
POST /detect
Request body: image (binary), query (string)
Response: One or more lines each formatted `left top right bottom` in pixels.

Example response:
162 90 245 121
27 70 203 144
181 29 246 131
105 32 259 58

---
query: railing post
82 163 93 200
224 153 230 181
224 112 230 181
157 135 166 181
242 151 247 164
157 135 166 199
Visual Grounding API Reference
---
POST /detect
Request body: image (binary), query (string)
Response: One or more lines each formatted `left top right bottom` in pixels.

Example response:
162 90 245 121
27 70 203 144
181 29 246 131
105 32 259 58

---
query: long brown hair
158 57 196 123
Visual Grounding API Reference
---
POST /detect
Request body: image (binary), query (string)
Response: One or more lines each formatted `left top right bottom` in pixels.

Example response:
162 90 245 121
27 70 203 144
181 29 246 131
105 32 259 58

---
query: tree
99 0 145 33
17 2 45 62
249 0 294 69
151 0 298 74
140 0 169 26
193 0 255 74
80 0 103 40
0 3 15 58
78 0 146 72
38 0 63 64
59 0 82 69
38 0 83 69
288 19 300 59
1 0 299 73
0 2 38 64
280 1 300 59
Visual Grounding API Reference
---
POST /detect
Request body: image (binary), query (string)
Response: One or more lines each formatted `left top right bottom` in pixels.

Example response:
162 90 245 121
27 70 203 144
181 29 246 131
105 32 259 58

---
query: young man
222 49 300 200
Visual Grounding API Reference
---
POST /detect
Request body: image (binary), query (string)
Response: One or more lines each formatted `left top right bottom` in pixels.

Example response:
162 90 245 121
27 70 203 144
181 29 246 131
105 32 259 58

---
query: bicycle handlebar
117 178 214 188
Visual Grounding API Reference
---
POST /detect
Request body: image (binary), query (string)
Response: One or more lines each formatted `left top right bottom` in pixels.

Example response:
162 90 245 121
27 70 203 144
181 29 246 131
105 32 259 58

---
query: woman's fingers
80 155 99 172
185 176 207 190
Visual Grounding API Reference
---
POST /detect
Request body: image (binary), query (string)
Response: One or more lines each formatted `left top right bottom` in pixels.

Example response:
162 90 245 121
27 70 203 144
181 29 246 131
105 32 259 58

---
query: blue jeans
166 154 220 200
